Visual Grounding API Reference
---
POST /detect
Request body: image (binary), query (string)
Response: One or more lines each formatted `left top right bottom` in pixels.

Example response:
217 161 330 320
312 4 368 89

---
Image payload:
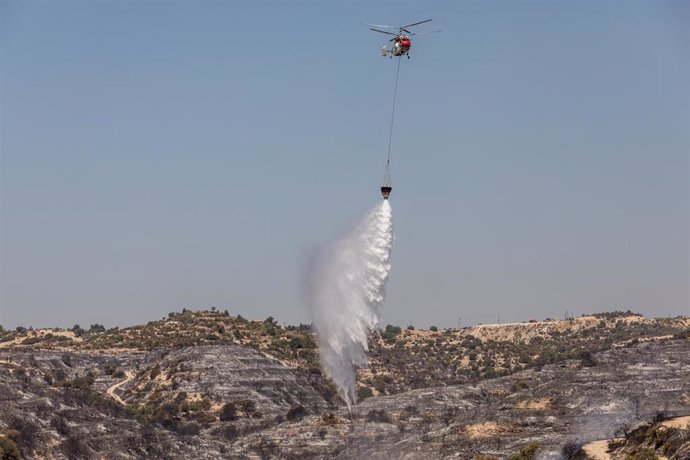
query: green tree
88 324 106 333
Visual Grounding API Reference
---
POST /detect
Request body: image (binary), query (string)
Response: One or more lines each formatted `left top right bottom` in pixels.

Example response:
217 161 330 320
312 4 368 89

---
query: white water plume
307 200 394 410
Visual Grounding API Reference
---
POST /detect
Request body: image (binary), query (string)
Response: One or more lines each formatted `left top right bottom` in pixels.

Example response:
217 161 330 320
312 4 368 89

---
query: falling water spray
307 200 394 410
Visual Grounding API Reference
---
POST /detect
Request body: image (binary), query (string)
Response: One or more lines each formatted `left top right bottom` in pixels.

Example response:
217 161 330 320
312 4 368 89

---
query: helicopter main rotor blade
410 30 441 36
370 28 397 36
401 19 432 29
362 22 395 29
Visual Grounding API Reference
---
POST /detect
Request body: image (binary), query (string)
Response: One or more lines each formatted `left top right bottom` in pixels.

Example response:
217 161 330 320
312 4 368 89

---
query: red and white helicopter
365 19 440 59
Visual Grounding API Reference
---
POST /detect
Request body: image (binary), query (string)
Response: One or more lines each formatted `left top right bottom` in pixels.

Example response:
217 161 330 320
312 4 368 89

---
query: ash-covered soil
1 336 688 459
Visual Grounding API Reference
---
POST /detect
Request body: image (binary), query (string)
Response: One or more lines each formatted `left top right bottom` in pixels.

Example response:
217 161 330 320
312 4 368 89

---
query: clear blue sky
1 0 688 329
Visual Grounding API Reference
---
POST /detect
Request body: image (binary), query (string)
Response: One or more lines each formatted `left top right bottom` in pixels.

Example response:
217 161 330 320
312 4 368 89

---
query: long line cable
385 56 402 175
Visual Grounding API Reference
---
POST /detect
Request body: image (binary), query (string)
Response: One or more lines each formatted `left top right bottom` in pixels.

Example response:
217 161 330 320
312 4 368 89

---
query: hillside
0 310 688 459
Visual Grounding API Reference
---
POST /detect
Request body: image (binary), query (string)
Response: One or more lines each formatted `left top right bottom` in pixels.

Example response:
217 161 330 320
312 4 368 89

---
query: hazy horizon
2 0 688 330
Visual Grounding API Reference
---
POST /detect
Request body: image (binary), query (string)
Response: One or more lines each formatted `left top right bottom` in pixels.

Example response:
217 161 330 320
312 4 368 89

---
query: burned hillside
0 311 688 459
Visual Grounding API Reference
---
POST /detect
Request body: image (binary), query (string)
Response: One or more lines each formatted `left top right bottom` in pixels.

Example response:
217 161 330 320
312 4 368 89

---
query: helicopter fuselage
382 35 411 58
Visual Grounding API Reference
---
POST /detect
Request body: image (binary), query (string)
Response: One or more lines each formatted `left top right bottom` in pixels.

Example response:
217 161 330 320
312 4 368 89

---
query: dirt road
106 370 134 405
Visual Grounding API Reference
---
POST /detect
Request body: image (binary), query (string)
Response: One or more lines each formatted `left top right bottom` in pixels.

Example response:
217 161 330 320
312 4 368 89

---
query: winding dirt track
106 370 135 405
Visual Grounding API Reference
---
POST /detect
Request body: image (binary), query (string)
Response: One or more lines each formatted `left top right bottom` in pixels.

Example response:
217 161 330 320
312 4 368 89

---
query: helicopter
365 19 440 59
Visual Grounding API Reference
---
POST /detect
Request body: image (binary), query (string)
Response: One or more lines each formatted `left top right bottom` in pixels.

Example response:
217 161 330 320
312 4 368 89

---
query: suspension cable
385 56 402 173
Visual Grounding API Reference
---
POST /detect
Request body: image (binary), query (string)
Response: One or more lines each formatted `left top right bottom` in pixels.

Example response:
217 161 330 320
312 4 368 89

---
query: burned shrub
6 415 40 453
219 424 239 441
286 405 306 421
219 402 238 421
52 416 71 437
560 441 584 459
149 365 161 380
651 410 667 423
65 372 95 390
175 422 200 436
321 412 338 426
398 405 418 421
61 436 89 459
579 351 598 367
366 409 392 424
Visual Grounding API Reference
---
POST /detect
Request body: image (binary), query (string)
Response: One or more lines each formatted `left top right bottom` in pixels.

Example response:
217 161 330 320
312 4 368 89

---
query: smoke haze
307 200 394 409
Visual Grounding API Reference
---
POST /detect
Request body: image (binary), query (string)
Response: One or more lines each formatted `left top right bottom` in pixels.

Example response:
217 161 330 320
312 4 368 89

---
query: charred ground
0 310 688 459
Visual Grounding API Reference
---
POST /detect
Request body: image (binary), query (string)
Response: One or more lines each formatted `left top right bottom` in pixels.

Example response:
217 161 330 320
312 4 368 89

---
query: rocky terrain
0 310 688 459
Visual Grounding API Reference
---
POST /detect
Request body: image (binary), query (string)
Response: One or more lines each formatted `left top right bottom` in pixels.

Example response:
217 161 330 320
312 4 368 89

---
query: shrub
289 334 316 350
430 325 438 331
366 409 391 423
21 336 43 345
560 441 583 459
65 372 95 389
219 402 238 421
188 399 211 412
624 447 659 460
52 416 71 436
220 424 238 441
511 380 529 392
176 422 200 436
399 405 418 421
321 412 338 425
149 365 161 380
264 316 277 327
112 369 125 378
0 436 21 460
651 410 667 423
286 405 306 421
357 386 373 401
382 325 402 340
579 351 598 367
238 399 256 414
509 443 539 460
61 436 88 459
482 366 497 379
